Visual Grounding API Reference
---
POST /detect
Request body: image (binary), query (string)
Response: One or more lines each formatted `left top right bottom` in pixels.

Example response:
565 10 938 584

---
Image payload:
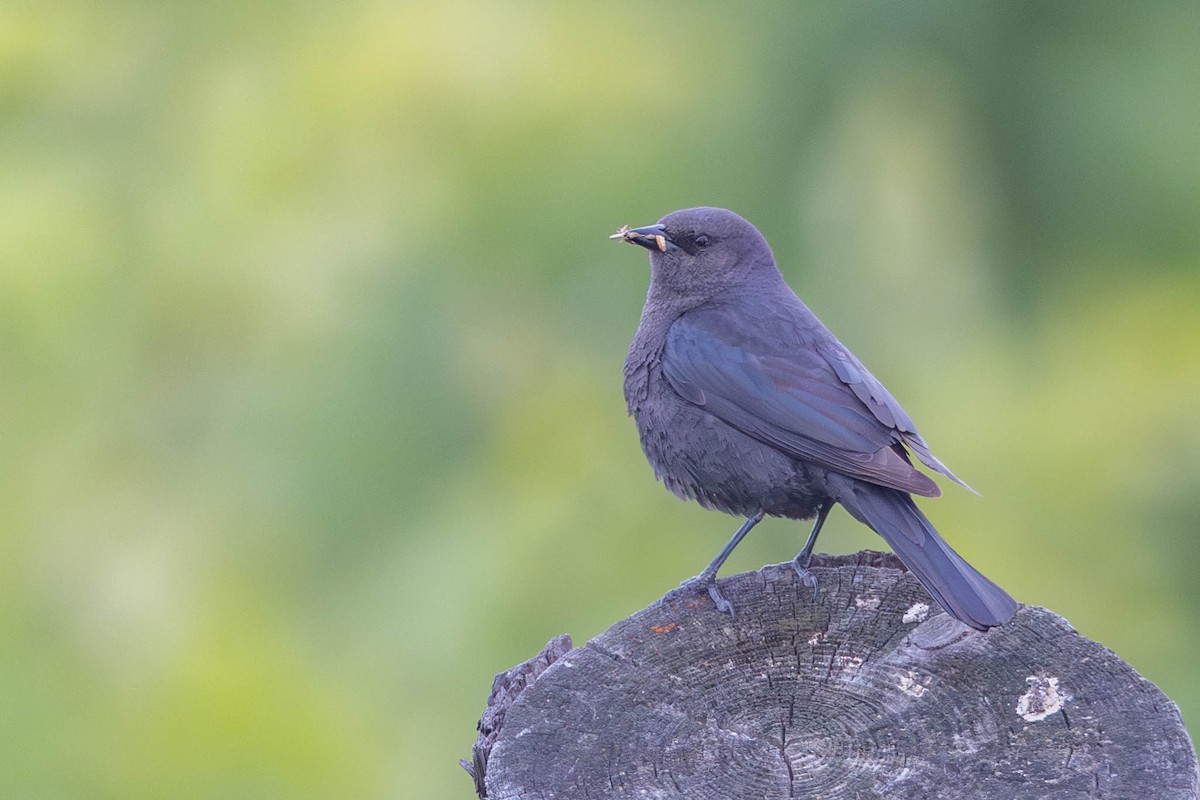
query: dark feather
663 309 944 497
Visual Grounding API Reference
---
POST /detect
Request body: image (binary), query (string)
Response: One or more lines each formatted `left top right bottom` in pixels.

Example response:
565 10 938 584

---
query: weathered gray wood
466 551 1198 799
461 634 574 796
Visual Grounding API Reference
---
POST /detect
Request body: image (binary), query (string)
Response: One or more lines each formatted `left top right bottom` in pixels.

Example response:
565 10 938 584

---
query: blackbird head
611 206 777 301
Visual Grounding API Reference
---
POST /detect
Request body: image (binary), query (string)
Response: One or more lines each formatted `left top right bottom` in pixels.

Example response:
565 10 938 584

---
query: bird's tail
834 480 1017 630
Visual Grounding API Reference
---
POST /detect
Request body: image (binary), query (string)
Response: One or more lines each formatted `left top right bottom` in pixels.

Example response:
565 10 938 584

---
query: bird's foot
791 553 819 601
670 573 736 618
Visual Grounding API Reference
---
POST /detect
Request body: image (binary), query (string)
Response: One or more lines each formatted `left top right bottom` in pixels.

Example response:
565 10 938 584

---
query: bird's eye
695 235 711 248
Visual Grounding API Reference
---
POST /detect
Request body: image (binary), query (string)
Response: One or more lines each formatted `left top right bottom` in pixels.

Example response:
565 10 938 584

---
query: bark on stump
465 551 1198 799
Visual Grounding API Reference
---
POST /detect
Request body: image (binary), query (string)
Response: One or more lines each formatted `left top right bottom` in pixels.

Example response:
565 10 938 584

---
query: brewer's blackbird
611 207 1017 630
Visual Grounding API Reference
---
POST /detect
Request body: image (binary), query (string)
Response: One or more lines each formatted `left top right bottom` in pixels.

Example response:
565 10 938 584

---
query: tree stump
464 551 1198 799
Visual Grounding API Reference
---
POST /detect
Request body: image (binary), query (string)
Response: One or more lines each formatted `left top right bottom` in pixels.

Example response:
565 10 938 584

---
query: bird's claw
792 555 820 601
707 584 735 618
669 574 736 618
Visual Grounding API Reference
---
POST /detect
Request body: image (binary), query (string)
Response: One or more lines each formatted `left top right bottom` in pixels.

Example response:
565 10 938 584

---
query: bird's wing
815 339 975 493
663 309 966 497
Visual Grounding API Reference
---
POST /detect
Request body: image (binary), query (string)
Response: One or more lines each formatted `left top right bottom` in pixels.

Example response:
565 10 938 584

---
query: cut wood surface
465 551 1198 799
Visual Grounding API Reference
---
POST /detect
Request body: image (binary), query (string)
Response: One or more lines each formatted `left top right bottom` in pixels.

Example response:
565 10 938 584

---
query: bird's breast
623 351 826 519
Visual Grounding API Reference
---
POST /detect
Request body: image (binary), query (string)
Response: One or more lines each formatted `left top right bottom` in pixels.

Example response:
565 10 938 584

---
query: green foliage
1 2 1197 796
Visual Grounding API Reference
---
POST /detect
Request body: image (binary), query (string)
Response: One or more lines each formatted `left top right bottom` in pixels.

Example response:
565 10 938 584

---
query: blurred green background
3 1 1198 796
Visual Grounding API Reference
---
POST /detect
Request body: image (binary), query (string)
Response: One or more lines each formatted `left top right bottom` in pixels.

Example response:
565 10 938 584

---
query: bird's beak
609 223 671 253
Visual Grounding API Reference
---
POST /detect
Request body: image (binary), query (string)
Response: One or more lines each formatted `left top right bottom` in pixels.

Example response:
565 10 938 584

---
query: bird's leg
792 501 833 598
677 511 765 618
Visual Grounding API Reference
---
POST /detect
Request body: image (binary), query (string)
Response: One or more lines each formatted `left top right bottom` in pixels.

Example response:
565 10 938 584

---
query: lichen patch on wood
1016 675 1067 723
902 602 930 623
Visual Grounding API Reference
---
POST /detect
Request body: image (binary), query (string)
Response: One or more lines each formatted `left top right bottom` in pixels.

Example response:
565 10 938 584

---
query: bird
611 206 1017 630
